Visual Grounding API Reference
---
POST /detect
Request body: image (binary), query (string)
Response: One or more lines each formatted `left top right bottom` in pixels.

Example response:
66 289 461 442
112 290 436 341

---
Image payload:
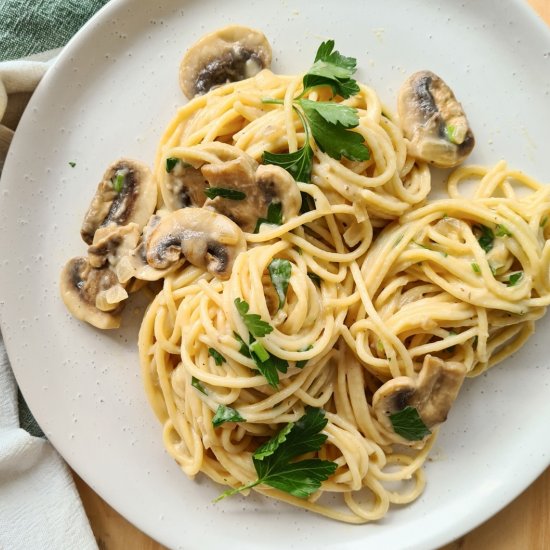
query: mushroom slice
87 223 141 269
146 208 246 280
80 158 157 244
60 257 126 329
203 160 301 233
116 213 184 283
161 159 208 211
398 70 475 168
179 25 272 99
372 355 467 443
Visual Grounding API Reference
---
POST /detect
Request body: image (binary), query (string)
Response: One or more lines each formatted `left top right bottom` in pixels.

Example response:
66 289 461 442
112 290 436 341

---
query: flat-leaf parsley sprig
262 40 370 183
214 407 337 501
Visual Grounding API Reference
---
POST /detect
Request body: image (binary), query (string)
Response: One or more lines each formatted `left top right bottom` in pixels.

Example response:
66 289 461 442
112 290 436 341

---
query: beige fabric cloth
0 53 57 169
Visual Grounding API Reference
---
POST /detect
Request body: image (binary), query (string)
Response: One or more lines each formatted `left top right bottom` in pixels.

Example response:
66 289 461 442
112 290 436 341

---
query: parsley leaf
495 224 512 237
208 348 225 366
474 225 494 253
389 405 431 441
165 157 179 172
112 170 126 193
300 103 370 162
249 340 270 362
254 202 283 233
268 259 292 310
308 272 321 286
234 298 273 338
263 144 313 184
212 404 245 427
233 331 251 357
299 99 359 127
507 272 523 286
68 161 76 168
215 407 337 501
250 342 288 388
302 40 360 98
204 187 246 200
191 376 207 395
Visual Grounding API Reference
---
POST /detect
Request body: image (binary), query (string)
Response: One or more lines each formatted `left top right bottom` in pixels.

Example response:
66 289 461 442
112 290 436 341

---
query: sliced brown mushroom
80 158 157 244
60 257 127 329
145 208 246 280
115 213 184 283
161 160 208 211
203 159 301 233
179 25 272 99
398 71 475 168
87 223 140 269
372 355 467 443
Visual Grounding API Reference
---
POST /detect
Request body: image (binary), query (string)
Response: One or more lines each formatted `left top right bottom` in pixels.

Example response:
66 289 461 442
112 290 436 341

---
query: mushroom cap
59 257 125 329
179 25 272 99
80 158 158 244
398 70 475 168
115 213 184 283
203 161 301 233
87 223 141 269
161 143 301 233
373 355 467 443
145 207 246 280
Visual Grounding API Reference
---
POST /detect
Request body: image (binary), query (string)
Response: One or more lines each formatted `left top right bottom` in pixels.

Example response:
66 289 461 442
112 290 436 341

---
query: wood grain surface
75 1 550 548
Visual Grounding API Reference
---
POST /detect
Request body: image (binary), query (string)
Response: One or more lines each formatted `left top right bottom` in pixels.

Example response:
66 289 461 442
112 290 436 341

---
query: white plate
1 0 549 548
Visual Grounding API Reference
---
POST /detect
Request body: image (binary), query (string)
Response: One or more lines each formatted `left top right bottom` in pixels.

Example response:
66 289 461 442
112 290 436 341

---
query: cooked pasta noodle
135 68 550 522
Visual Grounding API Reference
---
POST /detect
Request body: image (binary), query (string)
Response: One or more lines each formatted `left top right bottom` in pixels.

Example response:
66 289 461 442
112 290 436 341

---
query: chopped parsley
474 225 494 253
254 202 284 233
112 170 126 193
68 161 76 168
268 259 292 310
165 157 179 172
204 187 246 200
234 298 273 338
495 224 512 237
191 376 207 395
212 404 245 428
215 407 337 501
389 406 431 441
261 41 369 183
507 272 523 286
208 348 225 366
471 262 481 274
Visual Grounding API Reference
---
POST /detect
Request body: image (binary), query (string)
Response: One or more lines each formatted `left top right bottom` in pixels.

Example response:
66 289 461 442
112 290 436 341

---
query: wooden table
74 1 550 548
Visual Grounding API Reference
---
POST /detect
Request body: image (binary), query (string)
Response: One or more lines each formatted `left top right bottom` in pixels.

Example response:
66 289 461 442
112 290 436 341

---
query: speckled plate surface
1 1 549 548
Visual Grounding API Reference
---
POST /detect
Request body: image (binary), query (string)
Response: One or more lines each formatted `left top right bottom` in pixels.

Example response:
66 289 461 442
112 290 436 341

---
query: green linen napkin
0 0 110 61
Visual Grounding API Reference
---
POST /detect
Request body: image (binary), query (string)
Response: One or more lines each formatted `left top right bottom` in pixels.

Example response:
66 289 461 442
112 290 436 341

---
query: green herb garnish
204 187 246 200
249 340 270 362
495 224 512 237
389 405 431 441
191 376 207 395
507 272 523 286
308 272 321 286
261 41 369 183
471 262 481 274
212 404 245 428
540 216 548 228
112 170 126 193
68 161 76 168
208 348 226 366
474 225 494 253
234 298 273 338
268 259 292 310
445 124 457 144
215 407 337 501
166 157 179 172
254 202 284 233
302 40 360 98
